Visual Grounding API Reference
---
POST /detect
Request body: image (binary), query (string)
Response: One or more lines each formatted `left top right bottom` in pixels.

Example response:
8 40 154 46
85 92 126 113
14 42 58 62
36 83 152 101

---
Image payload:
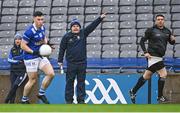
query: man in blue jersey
20 11 54 104
58 13 106 104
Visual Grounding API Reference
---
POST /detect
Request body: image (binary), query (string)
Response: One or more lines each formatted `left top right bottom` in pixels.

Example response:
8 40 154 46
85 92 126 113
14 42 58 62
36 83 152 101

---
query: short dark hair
156 14 165 19
33 11 43 17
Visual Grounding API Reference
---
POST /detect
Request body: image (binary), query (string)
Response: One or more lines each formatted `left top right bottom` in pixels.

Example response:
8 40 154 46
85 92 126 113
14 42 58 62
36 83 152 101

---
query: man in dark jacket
58 13 106 104
129 14 175 104
5 33 27 103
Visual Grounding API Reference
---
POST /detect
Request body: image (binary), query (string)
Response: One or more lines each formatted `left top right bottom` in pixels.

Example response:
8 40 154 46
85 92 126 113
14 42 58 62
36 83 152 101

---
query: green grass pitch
0 104 180 112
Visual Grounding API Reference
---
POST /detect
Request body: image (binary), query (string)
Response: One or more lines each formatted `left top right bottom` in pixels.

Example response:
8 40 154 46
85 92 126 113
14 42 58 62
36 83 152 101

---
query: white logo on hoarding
73 78 127 104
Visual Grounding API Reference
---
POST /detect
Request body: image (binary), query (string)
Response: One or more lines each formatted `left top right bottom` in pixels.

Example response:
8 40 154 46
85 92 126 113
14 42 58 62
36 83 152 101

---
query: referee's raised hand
100 13 107 19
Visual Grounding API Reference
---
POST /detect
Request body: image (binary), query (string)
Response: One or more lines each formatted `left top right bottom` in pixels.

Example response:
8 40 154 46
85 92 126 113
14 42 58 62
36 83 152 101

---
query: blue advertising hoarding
39 73 158 104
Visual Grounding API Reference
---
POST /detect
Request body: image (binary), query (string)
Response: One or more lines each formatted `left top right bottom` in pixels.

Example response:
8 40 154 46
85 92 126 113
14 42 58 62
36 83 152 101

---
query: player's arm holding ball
21 32 39 55
46 37 55 50
44 36 48 44
21 40 33 54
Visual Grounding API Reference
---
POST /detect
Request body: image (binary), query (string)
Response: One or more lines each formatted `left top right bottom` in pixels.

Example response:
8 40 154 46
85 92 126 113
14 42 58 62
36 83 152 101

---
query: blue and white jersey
23 23 46 60
8 47 24 64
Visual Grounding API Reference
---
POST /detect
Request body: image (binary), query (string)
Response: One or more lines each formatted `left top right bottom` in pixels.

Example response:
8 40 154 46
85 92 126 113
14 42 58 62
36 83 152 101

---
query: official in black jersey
129 14 175 104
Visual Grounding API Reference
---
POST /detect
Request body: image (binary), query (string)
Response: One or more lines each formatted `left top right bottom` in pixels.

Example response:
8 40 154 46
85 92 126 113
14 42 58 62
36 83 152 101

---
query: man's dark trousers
65 62 86 103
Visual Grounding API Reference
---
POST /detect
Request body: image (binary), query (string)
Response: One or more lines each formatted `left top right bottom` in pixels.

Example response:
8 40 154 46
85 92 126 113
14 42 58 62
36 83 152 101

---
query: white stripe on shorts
148 56 163 67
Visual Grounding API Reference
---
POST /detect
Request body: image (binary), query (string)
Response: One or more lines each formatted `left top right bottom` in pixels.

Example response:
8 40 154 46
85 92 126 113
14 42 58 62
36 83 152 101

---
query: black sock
4 85 18 103
132 76 147 94
158 77 165 97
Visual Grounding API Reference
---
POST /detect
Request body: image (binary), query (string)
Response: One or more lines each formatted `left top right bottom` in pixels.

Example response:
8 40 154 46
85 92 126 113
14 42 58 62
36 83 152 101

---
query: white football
39 44 52 56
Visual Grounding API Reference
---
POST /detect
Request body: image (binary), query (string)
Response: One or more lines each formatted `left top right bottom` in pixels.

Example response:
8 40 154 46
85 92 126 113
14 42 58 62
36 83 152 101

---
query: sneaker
157 96 168 103
37 95 50 104
21 101 30 104
129 89 136 104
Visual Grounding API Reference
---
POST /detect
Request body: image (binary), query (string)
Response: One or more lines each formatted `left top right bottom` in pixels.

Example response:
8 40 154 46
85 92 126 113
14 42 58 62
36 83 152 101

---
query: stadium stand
0 0 180 72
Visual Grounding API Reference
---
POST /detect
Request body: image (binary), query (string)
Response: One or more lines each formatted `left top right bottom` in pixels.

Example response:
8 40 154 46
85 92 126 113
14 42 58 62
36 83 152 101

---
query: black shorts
10 70 27 86
147 61 165 73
